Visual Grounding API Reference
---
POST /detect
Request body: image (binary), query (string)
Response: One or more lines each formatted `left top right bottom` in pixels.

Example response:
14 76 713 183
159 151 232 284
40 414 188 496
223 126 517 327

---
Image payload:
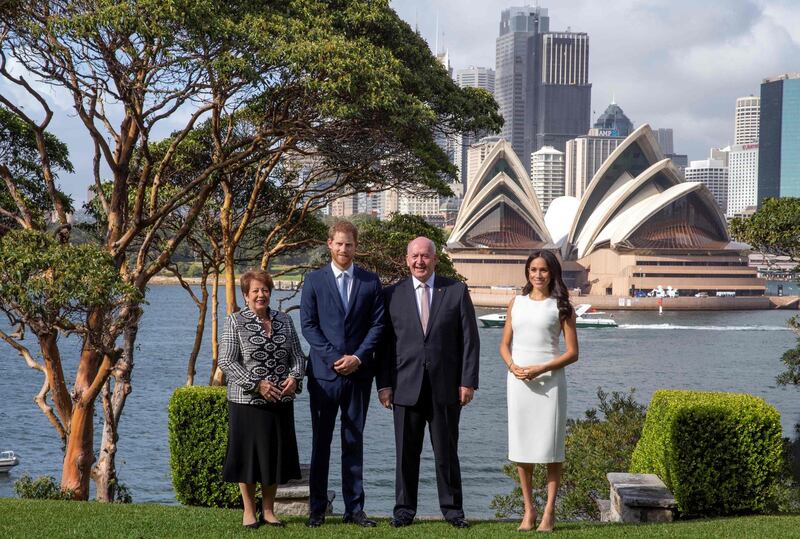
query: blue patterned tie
339 272 349 312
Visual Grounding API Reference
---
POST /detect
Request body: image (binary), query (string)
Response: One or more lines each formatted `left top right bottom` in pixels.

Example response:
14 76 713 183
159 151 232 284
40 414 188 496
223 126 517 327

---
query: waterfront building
758 73 800 201
727 143 760 218
653 128 674 155
685 151 729 214
454 66 496 190
531 146 565 212
565 130 625 198
735 96 760 145
447 125 764 296
592 101 633 137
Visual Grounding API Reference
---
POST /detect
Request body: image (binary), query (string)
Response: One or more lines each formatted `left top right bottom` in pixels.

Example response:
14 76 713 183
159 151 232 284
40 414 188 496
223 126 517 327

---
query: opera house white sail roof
448 125 735 261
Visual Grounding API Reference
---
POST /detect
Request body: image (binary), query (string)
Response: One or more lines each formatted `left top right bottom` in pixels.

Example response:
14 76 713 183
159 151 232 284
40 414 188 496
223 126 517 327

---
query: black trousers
393 371 464 520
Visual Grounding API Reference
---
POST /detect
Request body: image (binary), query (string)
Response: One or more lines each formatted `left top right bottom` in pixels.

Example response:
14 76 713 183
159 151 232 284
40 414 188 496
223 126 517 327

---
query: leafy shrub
491 388 646 520
14 475 74 500
630 389 783 516
168 386 240 507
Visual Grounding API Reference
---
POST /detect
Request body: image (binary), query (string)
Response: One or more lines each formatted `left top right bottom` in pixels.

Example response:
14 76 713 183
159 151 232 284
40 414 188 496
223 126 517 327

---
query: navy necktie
339 272 349 312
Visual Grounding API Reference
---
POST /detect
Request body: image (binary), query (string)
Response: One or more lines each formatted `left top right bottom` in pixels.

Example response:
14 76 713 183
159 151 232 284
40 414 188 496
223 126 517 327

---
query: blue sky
2 1 799 204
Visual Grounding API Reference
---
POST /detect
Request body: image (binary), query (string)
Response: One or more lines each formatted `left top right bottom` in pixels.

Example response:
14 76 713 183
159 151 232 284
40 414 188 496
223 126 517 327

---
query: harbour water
1 285 798 517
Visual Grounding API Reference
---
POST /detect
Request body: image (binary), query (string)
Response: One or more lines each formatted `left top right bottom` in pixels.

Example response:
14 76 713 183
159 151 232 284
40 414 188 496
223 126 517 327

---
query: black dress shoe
343 511 377 527
446 517 470 528
390 516 413 527
243 520 260 529
305 514 325 527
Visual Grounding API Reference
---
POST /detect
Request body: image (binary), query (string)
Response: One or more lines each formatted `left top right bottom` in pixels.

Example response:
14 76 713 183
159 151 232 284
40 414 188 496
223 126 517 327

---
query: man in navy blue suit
300 220 384 528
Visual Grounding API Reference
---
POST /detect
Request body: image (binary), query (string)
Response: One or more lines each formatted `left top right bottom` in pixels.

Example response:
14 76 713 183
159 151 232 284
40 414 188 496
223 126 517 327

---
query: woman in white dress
499 250 579 532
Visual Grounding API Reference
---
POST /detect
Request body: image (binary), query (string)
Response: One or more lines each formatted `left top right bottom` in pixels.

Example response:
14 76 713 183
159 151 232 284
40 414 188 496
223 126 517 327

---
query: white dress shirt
411 272 436 317
331 261 354 303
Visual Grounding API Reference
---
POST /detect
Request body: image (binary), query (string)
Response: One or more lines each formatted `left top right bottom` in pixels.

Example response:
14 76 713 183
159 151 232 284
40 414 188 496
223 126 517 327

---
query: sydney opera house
447 125 765 297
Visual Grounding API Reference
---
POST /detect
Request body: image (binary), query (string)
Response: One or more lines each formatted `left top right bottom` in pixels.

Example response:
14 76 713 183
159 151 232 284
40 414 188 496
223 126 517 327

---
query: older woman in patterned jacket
219 269 305 529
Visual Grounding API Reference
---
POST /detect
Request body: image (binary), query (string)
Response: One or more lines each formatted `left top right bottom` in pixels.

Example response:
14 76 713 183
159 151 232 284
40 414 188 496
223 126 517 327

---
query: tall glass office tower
758 73 800 202
495 6 549 171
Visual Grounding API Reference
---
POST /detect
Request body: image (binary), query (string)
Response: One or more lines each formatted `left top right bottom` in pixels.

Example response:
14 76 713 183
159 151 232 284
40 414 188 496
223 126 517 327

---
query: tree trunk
223 245 237 316
92 308 141 502
61 309 106 500
61 401 94 499
186 273 209 386
210 270 225 385
92 380 115 502
38 332 72 432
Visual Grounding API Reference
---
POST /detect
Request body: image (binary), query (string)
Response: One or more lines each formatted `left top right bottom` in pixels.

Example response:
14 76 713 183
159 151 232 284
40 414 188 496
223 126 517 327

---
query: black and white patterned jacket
218 307 306 404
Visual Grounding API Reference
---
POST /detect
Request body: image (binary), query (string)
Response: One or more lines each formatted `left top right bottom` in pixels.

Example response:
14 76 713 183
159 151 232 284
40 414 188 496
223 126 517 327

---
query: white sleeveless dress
507 296 567 463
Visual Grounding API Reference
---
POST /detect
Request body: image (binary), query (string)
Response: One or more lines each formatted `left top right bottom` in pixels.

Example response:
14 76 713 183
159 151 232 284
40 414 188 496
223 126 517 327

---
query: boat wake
618 324 791 331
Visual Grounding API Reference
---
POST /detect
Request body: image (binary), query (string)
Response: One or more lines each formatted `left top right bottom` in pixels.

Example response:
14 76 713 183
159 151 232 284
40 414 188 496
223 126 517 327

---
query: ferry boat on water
478 304 617 329
0 451 19 473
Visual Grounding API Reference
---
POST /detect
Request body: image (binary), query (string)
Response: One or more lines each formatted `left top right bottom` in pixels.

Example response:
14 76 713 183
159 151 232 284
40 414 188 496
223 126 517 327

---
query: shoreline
146 276 798 310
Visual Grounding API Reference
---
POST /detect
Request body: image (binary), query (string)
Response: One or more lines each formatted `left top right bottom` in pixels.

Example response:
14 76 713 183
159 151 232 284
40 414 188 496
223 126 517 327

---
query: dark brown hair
328 220 358 243
240 269 274 295
521 250 574 321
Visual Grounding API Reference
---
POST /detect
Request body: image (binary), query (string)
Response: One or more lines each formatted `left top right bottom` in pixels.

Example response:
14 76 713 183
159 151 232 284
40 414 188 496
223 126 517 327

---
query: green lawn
2 499 800 538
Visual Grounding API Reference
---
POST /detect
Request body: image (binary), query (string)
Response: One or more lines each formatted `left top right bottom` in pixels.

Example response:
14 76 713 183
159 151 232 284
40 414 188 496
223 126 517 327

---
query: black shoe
343 511 377 527
243 520 260 529
390 516 414 528
259 515 286 528
305 514 325 528
446 517 470 528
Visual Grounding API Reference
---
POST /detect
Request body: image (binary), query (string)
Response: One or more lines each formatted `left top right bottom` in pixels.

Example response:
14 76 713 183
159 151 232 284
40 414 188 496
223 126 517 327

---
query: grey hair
406 236 437 255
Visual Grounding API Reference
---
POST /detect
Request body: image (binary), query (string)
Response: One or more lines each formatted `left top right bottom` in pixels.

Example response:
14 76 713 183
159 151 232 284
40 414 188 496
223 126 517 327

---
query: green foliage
491 389 646 520
0 105 73 231
354 213 463 285
630 389 784 516
0 230 140 326
729 197 800 268
776 316 800 386
168 386 241 507
14 475 74 501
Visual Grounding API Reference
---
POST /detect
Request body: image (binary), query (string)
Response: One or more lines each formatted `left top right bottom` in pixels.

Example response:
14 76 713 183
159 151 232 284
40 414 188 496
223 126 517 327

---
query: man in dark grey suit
377 236 480 528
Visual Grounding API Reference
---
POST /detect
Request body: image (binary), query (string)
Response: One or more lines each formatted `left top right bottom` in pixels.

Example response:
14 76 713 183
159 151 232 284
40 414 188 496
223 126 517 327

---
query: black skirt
223 401 302 485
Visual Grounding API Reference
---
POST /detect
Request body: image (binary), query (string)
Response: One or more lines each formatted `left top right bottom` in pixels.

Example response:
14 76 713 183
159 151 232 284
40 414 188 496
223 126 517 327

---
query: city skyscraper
453 66 496 190
565 130 625 198
495 6 549 171
685 151 729 213
534 31 592 154
530 145 565 212
758 73 800 202
735 96 760 145
653 128 674 155
466 136 501 189
456 66 495 94
495 6 591 171
727 143 760 218
593 101 633 137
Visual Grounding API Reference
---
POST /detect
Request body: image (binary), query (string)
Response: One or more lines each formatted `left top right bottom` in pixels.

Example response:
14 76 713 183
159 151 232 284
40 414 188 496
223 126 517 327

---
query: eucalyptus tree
0 0 500 501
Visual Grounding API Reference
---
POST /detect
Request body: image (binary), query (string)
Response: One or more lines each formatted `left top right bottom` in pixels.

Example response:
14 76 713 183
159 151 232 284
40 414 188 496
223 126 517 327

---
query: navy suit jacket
377 275 479 406
300 264 384 382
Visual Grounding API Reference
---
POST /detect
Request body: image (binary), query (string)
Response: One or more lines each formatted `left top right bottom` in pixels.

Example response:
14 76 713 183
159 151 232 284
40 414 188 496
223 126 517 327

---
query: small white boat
0 451 20 473
478 313 506 328
575 304 617 329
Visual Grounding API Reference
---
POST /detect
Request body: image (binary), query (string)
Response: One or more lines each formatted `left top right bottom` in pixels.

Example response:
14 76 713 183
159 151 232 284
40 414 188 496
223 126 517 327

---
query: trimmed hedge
168 386 241 507
630 389 783 516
